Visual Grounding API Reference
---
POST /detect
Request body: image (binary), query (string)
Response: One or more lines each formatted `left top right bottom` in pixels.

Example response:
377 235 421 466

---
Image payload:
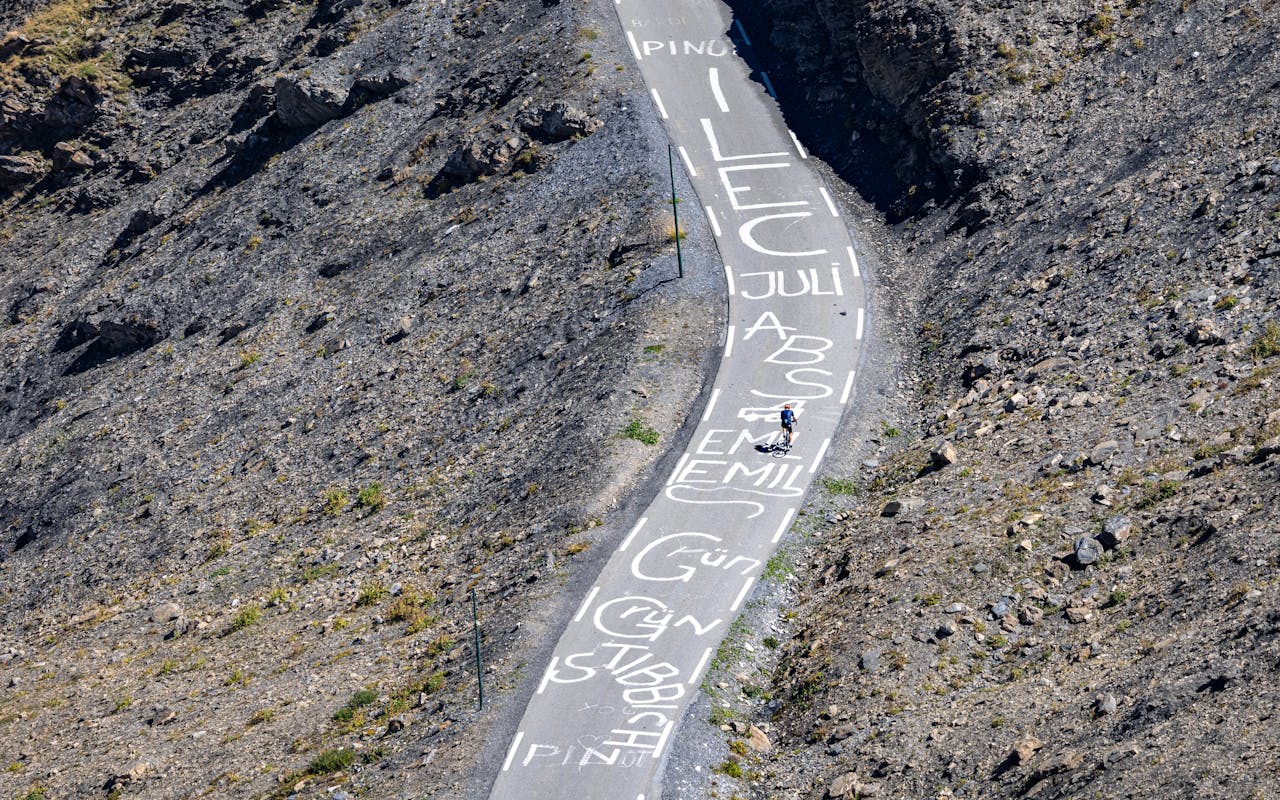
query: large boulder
0 96 33 134
1071 536 1102 567
0 31 30 59
44 76 107 130
275 73 347 129
518 102 601 142
348 69 412 103
52 141 94 171
441 133 528 182
0 154 43 187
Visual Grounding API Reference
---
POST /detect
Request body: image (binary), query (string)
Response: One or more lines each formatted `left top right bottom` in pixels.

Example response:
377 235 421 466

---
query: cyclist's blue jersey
780 409 795 426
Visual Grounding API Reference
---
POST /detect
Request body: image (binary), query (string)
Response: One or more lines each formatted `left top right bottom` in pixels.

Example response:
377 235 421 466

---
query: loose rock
746 724 772 752
1072 536 1103 567
930 440 959 467
1010 732 1044 764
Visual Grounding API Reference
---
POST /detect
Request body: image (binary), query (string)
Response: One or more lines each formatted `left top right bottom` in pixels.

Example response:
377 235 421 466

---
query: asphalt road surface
488 1 868 797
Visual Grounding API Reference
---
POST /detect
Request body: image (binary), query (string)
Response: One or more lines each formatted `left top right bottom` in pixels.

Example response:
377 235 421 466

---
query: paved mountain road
488 1 869 797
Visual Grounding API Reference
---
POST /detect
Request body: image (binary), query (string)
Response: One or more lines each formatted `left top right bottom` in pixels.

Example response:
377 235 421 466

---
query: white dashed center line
708 67 730 113
650 88 668 119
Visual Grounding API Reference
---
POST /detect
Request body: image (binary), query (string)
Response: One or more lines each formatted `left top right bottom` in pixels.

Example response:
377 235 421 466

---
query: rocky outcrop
0 153 42 187
0 3 708 800
42 76 109 131
274 72 348 129
0 31 30 58
728 0 970 218
441 131 530 181
518 102 601 142
51 141 93 171
709 2 1280 799
275 67 411 129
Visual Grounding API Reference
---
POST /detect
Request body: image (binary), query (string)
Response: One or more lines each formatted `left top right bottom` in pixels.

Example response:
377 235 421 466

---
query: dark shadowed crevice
724 0 981 221
56 319 161 375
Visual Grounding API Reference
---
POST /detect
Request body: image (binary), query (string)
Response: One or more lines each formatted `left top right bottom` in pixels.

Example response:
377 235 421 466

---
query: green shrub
356 482 386 512
205 536 230 562
623 419 659 445
229 604 262 632
1135 479 1180 509
821 477 857 495
387 587 437 633
426 634 456 657
1249 320 1280 361
1086 12 1115 39
356 582 388 607
333 688 378 723
308 748 355 775
717 759 743 778
322 488 348 516
300 563 338 583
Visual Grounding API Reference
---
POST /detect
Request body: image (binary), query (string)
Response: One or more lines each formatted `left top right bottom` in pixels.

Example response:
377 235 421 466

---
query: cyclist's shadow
754 443 793 458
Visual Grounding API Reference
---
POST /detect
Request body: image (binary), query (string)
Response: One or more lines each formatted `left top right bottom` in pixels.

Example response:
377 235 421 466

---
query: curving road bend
489 0 869 797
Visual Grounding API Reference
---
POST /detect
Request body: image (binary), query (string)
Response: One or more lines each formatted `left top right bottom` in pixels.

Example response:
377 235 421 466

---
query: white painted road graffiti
489 0 868 796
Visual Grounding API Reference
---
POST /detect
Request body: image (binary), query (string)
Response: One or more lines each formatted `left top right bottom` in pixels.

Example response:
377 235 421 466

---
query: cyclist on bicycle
780 404 796 446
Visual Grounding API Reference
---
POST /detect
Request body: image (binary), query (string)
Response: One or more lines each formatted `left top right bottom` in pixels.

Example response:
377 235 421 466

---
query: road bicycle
772 427 792 458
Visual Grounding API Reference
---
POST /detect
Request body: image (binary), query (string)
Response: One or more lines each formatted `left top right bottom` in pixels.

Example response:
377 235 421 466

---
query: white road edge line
789 129 808 159
848 245 861 278
667 453 690 486
818 187 838 217
650 88 668 119
856 308 865 340
840 370 856 404
619 518 647 551
724 263 735 295
702 388 721 422
810 437 831 474
688 647 713 684
772 507 796 543
502 731 525 771
677 146 696 177
731 577 755 611
705 205 722 237
724 325 736 358
573 586 601 621
734 18 752 46
536 659 558 695
709 67 730 113
625 30 641 60
652 720 676 759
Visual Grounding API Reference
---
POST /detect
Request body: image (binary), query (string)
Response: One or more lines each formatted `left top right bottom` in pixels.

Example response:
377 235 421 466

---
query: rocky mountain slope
1 0 721 797
3 0 1279 799
703 0 1280 798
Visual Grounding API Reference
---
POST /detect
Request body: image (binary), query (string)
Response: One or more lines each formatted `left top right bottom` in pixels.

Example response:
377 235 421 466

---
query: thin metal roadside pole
668 144 684 278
